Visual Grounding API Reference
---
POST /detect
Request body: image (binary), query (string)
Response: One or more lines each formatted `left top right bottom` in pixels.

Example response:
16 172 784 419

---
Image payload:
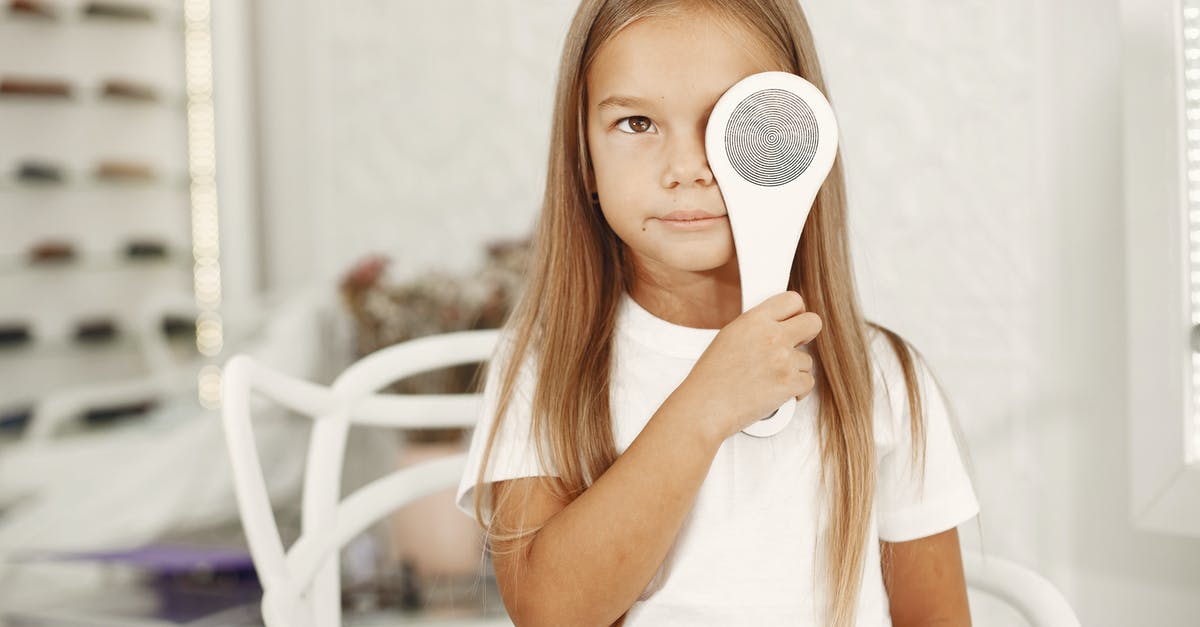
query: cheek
589 155 617 197
594 150 653 207
597 197 659 252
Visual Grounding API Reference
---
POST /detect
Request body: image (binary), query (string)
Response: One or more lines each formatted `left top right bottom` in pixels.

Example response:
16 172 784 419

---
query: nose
660 126 715 189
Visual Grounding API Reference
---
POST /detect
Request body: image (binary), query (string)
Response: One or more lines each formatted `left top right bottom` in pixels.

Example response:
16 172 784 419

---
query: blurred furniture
0 286 340 547
0 287 376 626
20 293 202 444
0 291 278 513
221 329 509 627
222 327 1079 627
963 550 1080 627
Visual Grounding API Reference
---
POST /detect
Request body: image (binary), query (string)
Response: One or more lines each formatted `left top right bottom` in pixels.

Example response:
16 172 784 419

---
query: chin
662 246 735 273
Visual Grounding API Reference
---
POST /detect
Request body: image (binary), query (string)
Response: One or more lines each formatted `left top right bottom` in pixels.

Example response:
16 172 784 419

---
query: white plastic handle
742 396 795 438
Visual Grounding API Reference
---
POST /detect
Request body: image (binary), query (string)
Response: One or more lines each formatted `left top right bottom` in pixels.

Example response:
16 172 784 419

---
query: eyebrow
595 94 655 111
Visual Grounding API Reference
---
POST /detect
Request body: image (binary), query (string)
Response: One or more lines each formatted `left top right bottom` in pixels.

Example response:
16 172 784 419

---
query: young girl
454 1 979 625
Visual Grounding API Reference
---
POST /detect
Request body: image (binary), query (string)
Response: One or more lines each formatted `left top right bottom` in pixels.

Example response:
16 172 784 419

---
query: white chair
221 329 510 627
222 329 1079 627
963 550 1081 626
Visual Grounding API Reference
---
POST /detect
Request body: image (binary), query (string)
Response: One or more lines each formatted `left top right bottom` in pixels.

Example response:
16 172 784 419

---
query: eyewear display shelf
0 0 198 436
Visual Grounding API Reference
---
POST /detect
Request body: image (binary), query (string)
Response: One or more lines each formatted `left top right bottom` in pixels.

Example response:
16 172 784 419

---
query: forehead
586 11 782 115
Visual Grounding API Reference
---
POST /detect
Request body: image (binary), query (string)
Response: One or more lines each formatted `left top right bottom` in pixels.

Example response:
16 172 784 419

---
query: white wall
252 0 577 290
245 1 1200 624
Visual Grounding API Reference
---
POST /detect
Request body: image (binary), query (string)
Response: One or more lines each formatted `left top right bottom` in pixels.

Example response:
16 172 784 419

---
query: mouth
658 210 725 222
655 211 727 231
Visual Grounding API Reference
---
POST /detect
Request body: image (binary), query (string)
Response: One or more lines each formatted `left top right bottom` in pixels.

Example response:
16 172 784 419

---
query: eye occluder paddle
705 71 839 438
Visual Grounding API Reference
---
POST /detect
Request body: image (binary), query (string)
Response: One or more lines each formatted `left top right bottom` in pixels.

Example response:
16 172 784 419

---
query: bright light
183 0 222 408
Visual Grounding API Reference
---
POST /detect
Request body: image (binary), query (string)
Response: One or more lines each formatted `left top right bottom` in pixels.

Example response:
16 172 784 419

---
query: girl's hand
679 291 822 442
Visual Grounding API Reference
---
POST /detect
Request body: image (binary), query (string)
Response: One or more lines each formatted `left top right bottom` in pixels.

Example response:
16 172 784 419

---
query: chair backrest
962 551 1081 627
221 329 500 627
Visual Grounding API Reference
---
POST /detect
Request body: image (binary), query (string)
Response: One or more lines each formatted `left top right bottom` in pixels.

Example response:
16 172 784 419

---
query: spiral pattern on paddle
724 88 818 187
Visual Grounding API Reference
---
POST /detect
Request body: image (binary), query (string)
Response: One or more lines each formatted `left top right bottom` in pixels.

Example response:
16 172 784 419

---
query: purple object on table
9 544 263 623
48 544 256 576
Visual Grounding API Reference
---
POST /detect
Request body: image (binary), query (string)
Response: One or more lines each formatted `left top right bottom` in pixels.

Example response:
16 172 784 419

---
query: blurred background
0 0 1198 625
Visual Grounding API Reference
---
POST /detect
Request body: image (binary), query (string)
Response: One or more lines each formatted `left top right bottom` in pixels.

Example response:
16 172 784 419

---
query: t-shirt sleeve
874 345 980 543
454 334 557 523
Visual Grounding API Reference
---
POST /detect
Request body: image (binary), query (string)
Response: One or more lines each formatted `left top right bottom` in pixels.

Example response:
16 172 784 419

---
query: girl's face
586 10 781 284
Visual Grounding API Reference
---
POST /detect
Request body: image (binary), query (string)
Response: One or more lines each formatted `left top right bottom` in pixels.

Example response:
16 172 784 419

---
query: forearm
517 387 724 626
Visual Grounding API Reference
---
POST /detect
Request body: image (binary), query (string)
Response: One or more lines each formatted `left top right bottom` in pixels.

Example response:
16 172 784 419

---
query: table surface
0 559 514 626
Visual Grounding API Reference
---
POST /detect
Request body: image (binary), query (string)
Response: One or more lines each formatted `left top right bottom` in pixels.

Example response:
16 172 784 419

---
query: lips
659 210 724 221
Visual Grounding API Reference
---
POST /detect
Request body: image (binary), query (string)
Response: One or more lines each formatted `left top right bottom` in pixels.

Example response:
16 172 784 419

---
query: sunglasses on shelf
8 0 57 20
0 77 72 99
74 317 120 344
99 79 159 103
0 323 32 349
14 160 172 186
161 314 196 339
124 239 169 260
0 398 158 435
28 241 77 265
16 160 65 184
25 240 175 266
0 315 196 350
94 160 157 184
81 1 153 22
84 398 157 425
0 405 31 434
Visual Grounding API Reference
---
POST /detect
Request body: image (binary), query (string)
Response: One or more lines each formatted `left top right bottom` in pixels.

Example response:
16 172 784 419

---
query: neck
629 259 742 330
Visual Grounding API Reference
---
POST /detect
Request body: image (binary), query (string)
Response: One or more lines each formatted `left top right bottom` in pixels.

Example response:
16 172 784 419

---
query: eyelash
615 116 657 134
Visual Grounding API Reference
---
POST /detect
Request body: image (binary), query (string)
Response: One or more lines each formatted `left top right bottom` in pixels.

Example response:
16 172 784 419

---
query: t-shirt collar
617 290 721 360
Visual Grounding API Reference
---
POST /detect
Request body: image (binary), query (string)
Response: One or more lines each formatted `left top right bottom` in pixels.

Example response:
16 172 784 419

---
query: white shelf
0 0 194 432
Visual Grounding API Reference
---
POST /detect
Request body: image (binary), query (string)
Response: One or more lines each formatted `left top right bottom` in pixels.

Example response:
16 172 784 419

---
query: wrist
668 377 733 451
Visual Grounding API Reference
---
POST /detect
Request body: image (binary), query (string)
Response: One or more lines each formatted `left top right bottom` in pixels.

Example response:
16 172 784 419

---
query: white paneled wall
248 1 1200 625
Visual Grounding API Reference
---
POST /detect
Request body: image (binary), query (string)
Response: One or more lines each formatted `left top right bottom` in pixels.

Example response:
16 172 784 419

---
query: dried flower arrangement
338 239 531 443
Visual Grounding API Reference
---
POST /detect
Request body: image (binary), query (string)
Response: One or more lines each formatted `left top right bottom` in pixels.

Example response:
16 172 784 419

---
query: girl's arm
489 387 725 627
880 528 973 627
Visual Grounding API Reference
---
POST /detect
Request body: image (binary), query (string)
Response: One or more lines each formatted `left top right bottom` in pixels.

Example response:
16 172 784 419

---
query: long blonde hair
470 1 944 624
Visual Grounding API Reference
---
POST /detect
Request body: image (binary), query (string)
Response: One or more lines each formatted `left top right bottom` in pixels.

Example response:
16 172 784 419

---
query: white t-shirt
455 291 979 626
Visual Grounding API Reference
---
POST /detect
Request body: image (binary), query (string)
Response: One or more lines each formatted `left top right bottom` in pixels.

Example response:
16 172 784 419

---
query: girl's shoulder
864 323 941 439
490 325 537 367
865 324 924 390
482 326 539 395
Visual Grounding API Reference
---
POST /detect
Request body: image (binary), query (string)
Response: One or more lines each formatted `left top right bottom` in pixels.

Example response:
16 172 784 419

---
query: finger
792 370 815 400
791 348 814 372
755 290 806 321
781 311 822 345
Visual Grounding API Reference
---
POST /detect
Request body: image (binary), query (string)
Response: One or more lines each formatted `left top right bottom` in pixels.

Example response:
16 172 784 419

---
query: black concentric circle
724 89 818 187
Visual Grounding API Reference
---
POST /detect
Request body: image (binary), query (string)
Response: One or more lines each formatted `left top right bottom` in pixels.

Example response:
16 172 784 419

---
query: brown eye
617 116 655 134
